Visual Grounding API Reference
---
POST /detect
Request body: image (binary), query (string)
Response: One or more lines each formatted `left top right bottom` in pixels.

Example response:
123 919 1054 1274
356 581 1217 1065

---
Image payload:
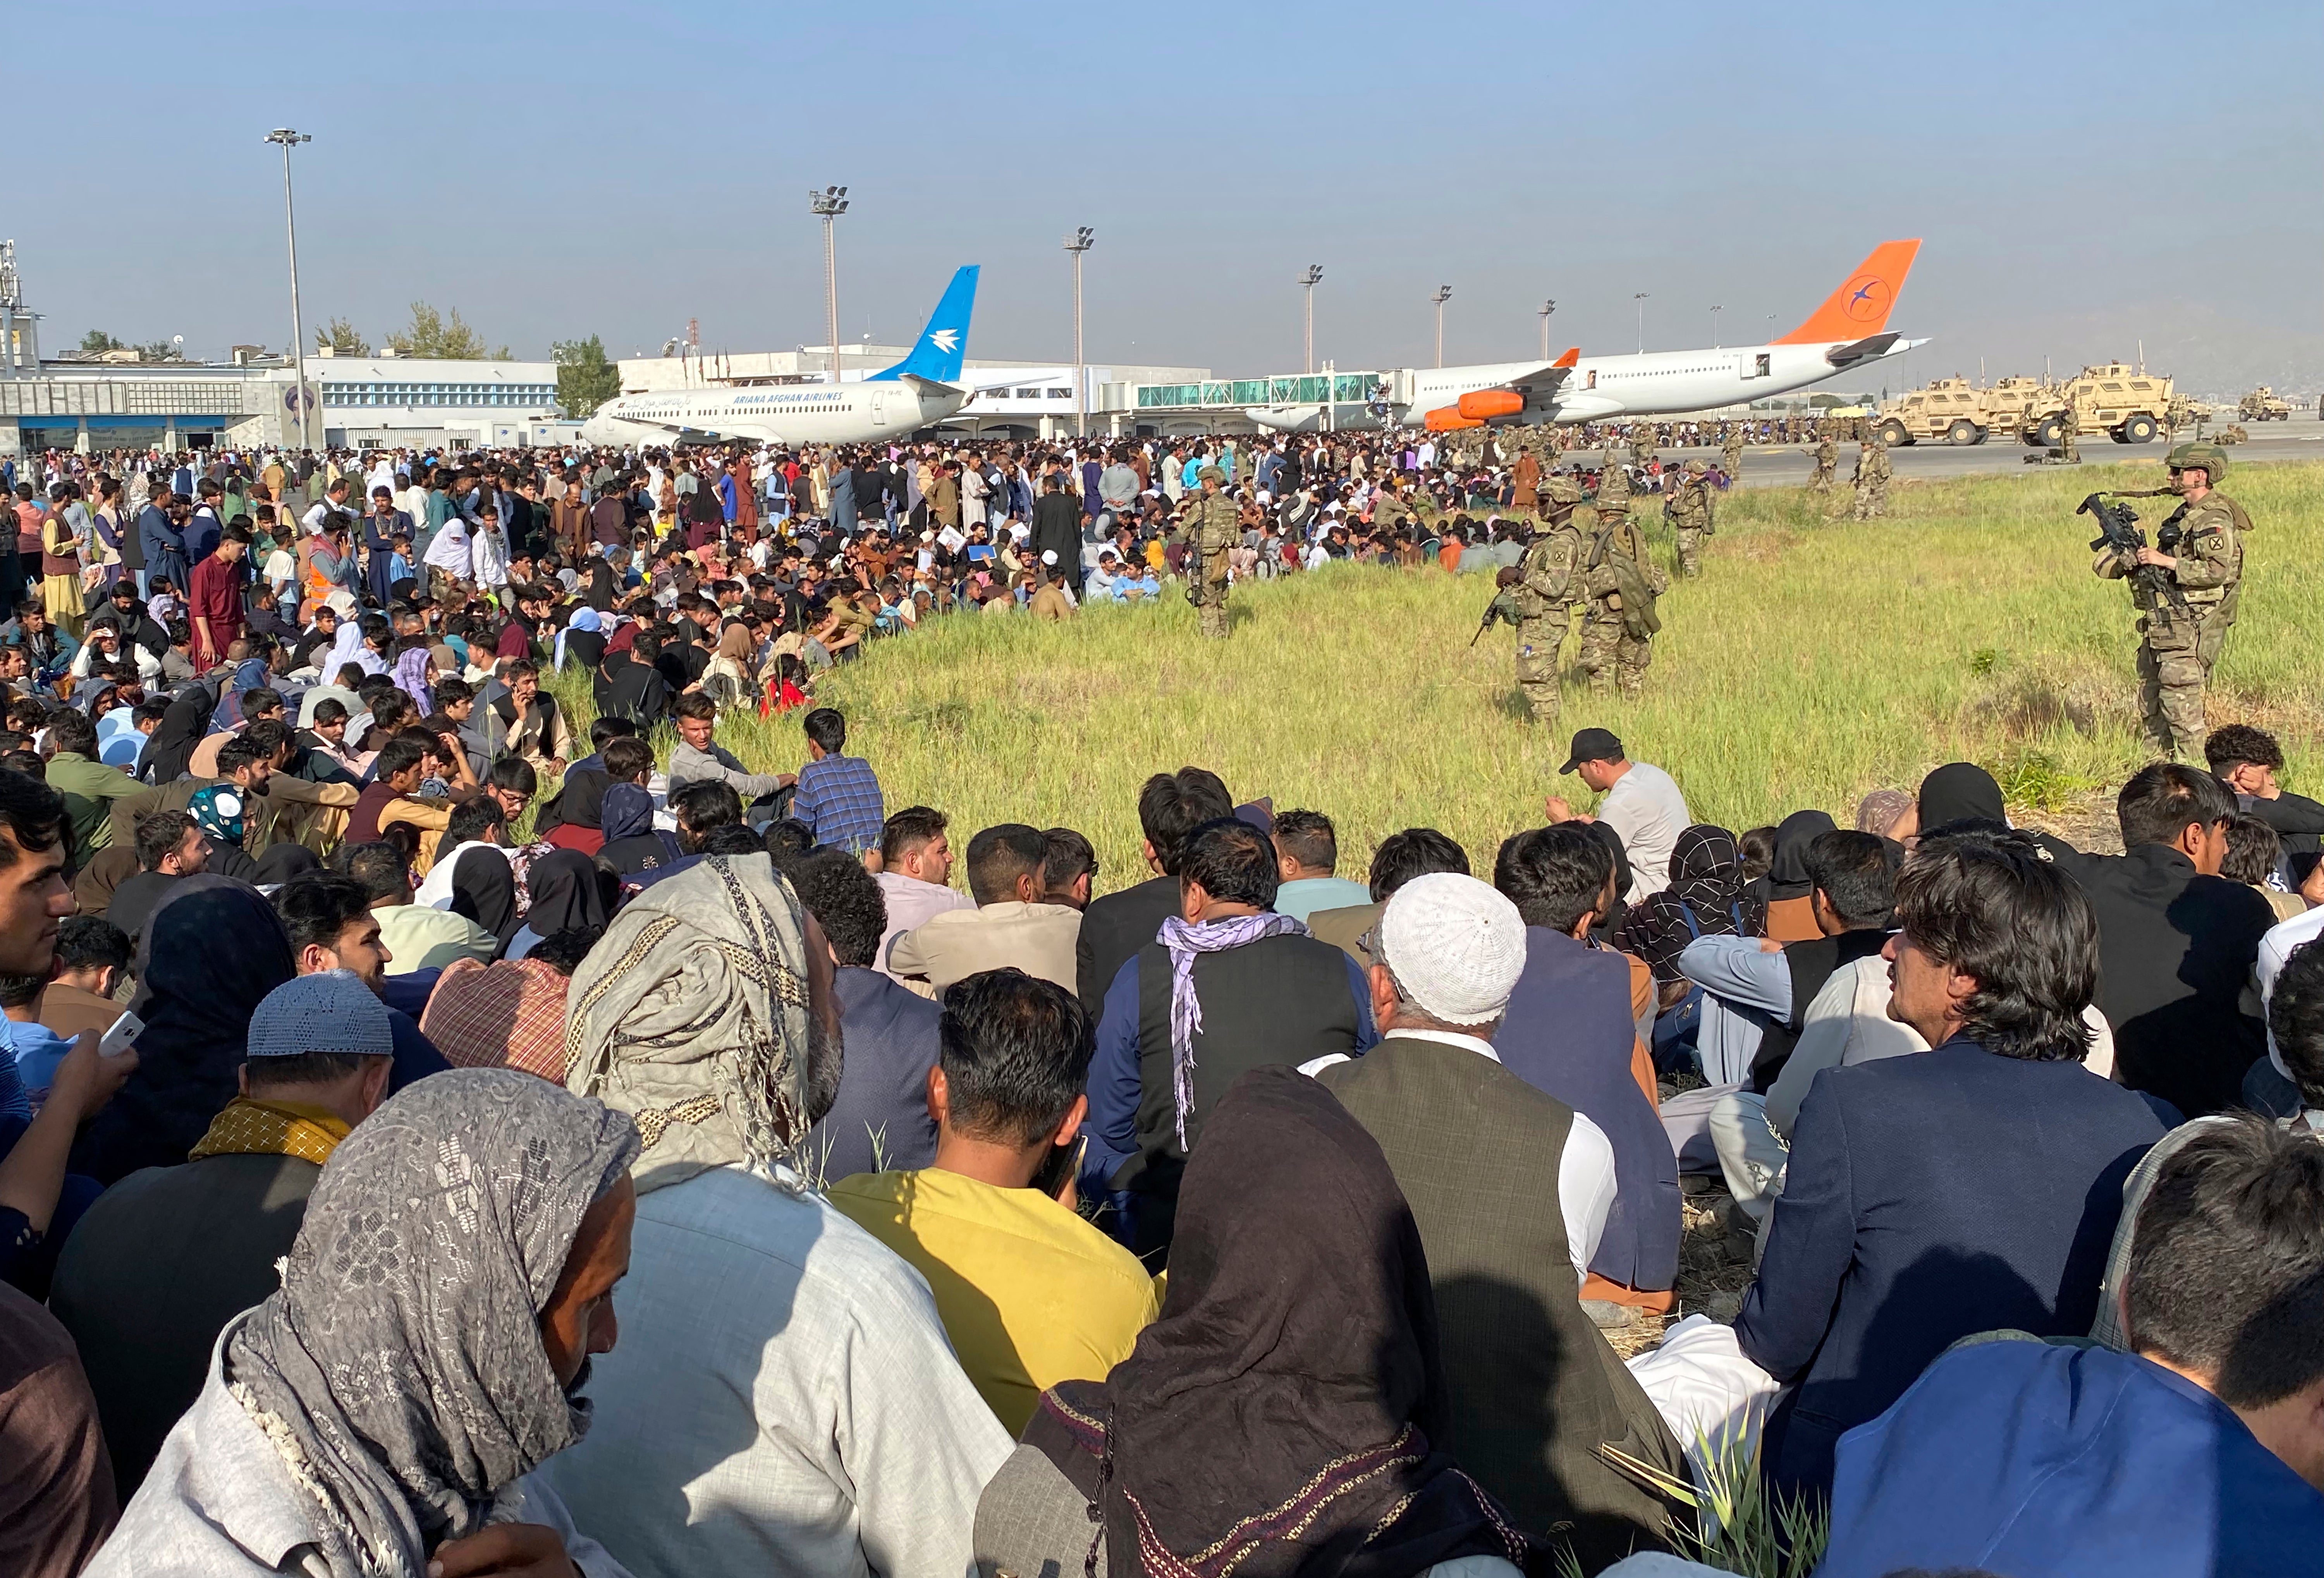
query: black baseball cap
1560 728 1624 774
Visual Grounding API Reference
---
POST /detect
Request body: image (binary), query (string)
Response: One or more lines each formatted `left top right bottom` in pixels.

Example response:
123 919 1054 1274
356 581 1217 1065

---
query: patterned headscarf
1614 825 1765 983
187 783 247 843
562 855 821 1195
224 1070 639 1578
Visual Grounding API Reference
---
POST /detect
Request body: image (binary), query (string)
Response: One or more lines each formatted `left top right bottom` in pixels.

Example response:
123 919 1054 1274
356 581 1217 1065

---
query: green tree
318 317 372 357
133 340 180 362
77 329 125 354
386 302 507 360
552 335 621 417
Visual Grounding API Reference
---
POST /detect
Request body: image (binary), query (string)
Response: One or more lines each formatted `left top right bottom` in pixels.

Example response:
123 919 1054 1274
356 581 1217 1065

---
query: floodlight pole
1432 285 1452 369
811 185 849 385
1634 292 1649 355
265 128 315 450
1538 299 1556 361
1299 264 1323 375
1064 227 1094 436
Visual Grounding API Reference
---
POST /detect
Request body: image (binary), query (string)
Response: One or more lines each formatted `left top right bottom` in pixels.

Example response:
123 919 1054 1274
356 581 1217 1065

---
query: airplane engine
1423 406 1484 432
1456 388 1525 421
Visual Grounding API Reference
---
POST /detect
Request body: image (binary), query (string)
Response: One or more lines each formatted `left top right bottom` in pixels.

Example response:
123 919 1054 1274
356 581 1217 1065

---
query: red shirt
186 552 245 665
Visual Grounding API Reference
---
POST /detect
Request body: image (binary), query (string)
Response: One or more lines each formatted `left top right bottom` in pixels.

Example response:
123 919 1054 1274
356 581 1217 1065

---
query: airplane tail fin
870 265 979 383
1772 240 1921 345
1552 346 1580 368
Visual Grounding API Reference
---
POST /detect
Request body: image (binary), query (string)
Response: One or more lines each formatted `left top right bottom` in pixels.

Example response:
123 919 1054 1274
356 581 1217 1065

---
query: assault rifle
1470 590 1521 646
2078 490 2185 611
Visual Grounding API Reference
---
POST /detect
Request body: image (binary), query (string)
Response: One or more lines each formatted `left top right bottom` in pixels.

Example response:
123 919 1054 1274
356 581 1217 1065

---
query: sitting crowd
0 669 2321 1578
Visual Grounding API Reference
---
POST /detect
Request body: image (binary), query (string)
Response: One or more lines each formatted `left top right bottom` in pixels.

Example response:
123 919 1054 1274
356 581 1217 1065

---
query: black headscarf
1764 809 1838 903
1616 825 1765 982
74 877 297 1185
538 768 610 837
1918 761 2008 832
450 847 521 944
517 849 610 941
135 681 215 786
1023 1067 1531 1578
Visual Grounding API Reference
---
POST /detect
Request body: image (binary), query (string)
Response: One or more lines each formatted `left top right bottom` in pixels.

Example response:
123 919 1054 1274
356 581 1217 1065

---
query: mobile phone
98 1010 144 1058
1030 1135 1087 1202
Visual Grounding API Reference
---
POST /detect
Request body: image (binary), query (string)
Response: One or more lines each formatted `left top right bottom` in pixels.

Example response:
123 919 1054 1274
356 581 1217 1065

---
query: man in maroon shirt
185 525 249 670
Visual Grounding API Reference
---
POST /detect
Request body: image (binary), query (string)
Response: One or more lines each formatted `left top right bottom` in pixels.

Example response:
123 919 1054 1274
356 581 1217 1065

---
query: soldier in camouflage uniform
1630 423 1657 470
1809 431 1838 492
2058 402 2080 464
1502 475 1585 724
1595 450 1633 524
1577 488 1665 699
1667 457 1713 577
1721 425 1745 480
1180 464 1238 639
1850 437 1893 520
2094 443 2244 759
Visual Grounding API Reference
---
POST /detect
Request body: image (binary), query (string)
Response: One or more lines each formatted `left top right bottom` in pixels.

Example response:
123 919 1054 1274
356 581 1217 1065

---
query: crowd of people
0 433 2319 1577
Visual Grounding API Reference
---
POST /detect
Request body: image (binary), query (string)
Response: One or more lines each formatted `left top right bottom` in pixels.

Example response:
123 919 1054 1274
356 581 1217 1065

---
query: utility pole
1710 304 1722 346
810 186 849 384
1064 227 1094 436
1538 299 1556 361
1298 264 1322 375
1633 292 1649 355
1431 285 1452 369
265 128 314 450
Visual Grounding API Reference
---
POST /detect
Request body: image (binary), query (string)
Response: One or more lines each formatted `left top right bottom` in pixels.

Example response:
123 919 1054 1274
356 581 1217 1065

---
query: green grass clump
555 457 2322 895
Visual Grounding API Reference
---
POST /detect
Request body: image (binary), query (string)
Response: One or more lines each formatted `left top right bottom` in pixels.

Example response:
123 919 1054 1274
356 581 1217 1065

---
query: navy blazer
1733 1038 2164 1493
808 965 940 1184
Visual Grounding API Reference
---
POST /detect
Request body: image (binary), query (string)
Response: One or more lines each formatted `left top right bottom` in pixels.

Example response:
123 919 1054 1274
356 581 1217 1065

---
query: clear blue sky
16 2 2321 391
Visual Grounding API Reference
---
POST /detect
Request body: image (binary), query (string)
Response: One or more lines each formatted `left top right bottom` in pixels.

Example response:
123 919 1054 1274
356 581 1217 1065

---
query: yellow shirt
829 1167 1159 1434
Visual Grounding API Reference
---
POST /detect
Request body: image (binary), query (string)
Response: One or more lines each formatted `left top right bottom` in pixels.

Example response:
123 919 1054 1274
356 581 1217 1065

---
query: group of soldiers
1804 429 1894 519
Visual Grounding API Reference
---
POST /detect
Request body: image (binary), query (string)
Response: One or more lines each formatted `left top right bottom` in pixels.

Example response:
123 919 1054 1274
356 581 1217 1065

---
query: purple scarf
1157 911 1308 1148
392 646 434 715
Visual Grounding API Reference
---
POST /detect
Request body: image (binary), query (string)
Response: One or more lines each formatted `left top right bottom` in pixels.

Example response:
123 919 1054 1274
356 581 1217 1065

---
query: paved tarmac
1649 417 2324 489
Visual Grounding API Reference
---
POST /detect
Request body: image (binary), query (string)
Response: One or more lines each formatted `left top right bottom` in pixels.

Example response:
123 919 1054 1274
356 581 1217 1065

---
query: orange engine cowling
1423 406 1484 431
1456 388 1525 421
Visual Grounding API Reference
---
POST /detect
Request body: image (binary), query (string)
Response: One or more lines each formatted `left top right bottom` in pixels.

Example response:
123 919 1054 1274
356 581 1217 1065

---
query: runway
1646 417 2324 490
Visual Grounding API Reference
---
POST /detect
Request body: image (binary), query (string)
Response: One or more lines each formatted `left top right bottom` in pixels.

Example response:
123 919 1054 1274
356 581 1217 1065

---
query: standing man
1721 424 1745 481
1576 488 1664 700
2058 400 2082 465
1029 475 1083 598
1629 422 1656 471
136 483 184 600
2095 443 2243 760
1180 464 1237 640
1505 477 1584 726
1666 458 1713 579
1809 428 1838 493
1595 448 1632 524
1849 440 1877 520
185 525 249 670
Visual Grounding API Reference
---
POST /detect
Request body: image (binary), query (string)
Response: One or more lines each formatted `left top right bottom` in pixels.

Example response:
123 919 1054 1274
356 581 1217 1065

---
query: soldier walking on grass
1850 436 1892 520
1809 430 1838 492
2094 443 2245 759
1721 424 1745 481
1502 476 1585 725
1578 486 1666 699
1180 464 1238 639
1667 458 1714 577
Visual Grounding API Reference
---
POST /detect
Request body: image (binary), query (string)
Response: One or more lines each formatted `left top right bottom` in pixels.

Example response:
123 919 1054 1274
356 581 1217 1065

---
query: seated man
1265 809 1371 923
48 970 395 1494
1084 816 1376 1261
1734 827 2168 1494
667 691 786 804
546 857 1011 1578
788 849 943 1181
36 915 132 1047
888 823 1082 996
1818 1118 2324 1576
829 969 1157 1435
871 805 973 980
1316 872 1685 1568
1305 826 1472 970
338 831 497 974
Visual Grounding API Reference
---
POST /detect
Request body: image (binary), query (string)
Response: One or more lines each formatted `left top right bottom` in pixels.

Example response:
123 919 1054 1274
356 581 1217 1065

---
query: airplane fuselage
578 378 967 448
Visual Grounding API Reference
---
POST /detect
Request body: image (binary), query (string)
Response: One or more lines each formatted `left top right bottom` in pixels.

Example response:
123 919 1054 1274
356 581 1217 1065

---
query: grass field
561 455 2322 893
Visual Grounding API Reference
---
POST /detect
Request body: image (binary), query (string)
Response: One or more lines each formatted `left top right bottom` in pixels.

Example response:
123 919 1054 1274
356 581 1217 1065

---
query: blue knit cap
248 969 394 1059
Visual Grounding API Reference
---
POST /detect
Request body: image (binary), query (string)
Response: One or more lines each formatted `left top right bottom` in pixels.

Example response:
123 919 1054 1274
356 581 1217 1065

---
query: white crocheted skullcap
1378 872 1526 1026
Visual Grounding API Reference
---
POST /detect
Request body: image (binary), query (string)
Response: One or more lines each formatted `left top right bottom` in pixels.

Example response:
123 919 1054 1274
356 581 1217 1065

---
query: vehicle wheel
1970 425 1989 445
1946 420 1978 446
2120 414 2158 443
2031 416 2062 447
1877 420 1910 447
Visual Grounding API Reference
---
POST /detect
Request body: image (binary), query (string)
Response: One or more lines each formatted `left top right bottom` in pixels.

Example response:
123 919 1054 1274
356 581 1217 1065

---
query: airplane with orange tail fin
1245 241 1925 433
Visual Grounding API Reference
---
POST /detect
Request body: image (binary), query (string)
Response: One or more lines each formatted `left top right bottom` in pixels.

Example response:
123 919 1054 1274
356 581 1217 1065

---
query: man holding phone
827 968 1157 1435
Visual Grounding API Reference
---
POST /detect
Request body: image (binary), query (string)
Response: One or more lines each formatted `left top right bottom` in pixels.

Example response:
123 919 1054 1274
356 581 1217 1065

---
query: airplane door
870 388 889 427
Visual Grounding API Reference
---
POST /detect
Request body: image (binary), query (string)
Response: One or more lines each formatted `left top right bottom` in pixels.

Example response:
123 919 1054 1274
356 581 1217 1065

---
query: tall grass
561 457 2322 895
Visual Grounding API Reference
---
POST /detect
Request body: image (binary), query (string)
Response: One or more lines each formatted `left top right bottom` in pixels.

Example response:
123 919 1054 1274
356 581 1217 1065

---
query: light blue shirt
1678 934 1791 1089
1273 876 1372 924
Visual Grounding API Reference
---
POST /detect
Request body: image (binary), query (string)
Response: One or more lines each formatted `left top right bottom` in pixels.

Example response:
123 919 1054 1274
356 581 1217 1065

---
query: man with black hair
1085 815 1376 1260
1821 1117 2324 1573
888 824 1082 995
342 735 428 846
1735 827 2168 1494
42 707 143 855
2038 761 2276 1118
872 805 972 979
1039 826 1096 911
107 810 206 944
788 848 943 1181
789 706 883 857
337 835 495 974
1492 824 1681 1321
830 968 1155 1434
1305 825 1471 968
272 869 450 1094
1267 809 1369 922
37 915 131 1047
50 970 396 1495
668 691 786 803
1073 765 1234 1017
2208 720 2324 889
488 658 572 776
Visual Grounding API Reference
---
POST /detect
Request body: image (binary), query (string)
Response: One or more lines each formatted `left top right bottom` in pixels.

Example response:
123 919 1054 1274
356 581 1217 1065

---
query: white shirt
1302 1028 1618 1285
2258 904 2324 1078
1596 760 1692 901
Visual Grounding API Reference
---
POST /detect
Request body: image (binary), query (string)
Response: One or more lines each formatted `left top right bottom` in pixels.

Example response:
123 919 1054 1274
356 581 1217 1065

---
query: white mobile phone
98 1010 144 1058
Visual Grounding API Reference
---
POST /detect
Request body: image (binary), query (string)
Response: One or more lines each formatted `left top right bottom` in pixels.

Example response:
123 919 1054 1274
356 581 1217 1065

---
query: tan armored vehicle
1874 377 1993 446
2018 362 2171 446
2238 386 2292 422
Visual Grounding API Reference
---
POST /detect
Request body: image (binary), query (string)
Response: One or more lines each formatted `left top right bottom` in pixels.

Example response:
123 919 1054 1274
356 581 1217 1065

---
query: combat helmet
1684 459 1707 476
2165 442 2228 483
1541 474 1583 507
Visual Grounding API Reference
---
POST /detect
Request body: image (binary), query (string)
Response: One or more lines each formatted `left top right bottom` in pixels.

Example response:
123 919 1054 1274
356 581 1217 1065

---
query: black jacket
1030 493 1084 578
2036 836 2274 1119
1074 873 1181 1018
593 654 670 728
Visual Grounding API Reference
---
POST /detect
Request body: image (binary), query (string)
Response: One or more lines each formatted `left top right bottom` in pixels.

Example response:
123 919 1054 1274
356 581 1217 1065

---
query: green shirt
46 751 145 853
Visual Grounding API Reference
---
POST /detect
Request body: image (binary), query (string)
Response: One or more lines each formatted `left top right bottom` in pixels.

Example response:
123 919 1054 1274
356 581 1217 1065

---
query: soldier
1595 449 1632 525
1809 430 1838 492
1500 475 1586 725
1630 422 1657 470
1850 436 1893 520
1577 484 1665 699
1180 464 1238 639
2094 443 2242 759
1721 424 1745 480
2058 402 2081 465
1667 458 1713 577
